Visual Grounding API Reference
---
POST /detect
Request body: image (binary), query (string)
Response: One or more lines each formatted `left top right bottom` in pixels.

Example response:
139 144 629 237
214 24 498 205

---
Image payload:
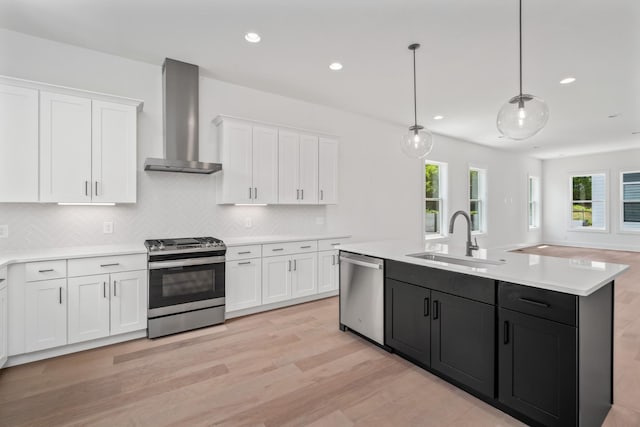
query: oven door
148 255 225 318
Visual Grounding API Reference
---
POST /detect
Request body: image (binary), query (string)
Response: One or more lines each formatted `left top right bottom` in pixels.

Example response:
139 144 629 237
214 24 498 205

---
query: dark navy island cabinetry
380 259 614 427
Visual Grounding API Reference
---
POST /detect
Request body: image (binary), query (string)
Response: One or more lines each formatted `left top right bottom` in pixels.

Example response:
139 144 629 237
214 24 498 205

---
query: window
469 167 487 233
424 161 447 238
528 176 540 229
570 173 607 230
621 171 640 232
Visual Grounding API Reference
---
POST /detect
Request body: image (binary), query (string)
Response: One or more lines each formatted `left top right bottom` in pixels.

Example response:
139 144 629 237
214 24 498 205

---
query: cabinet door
0 285 7 367
40 91 92 203
252 125 278 204
499 308 577 427
431 291 495 398
318 250 338 293
262 255 292 304
67 274 110 344
0 84 39 202
226 259 262 312
298 134 318 204
318 137 338 204
92 100 137 203
385 279 431 366
25 279 67 352
219 120 253 204
110 270 147 335
278 130 300 204
291 252 318 298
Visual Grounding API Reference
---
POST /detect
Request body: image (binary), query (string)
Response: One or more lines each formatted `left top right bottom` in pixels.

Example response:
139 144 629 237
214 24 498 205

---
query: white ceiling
1 0 638 159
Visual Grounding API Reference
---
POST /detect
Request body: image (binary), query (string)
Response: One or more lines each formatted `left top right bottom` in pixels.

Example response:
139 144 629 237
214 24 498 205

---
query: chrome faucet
449 210 479 256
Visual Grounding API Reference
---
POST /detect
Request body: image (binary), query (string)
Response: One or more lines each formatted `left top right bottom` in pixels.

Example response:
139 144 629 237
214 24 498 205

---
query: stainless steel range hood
144 58 222 174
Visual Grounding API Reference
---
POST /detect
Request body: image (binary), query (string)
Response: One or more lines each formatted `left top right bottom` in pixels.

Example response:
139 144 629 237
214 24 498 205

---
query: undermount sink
406 252 506 268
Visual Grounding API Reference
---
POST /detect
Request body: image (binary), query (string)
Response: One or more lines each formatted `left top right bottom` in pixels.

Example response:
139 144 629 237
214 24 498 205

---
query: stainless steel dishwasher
339 252 384 345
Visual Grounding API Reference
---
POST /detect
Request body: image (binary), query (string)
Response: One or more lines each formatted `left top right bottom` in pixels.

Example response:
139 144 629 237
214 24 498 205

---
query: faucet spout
449 210 479 257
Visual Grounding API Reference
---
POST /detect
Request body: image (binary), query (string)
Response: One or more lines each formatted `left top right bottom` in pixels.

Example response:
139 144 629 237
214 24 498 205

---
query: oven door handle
148 256 226 270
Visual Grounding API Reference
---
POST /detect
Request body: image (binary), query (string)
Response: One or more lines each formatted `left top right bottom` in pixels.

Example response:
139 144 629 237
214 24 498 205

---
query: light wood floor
1 245 639 426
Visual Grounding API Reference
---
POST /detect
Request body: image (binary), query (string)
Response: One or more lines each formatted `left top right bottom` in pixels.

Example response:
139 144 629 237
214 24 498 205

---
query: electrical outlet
103 221 113 234
244 218 252 228
0 225 7 238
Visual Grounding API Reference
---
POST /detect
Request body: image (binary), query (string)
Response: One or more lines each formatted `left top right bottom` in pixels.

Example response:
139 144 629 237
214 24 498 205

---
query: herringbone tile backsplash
0 171 328 251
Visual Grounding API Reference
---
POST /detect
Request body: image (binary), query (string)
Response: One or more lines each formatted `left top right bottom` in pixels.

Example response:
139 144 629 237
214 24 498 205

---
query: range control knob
150 244 158 251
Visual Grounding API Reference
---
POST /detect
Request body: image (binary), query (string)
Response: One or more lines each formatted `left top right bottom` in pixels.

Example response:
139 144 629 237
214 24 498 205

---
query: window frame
468 166 487 236
423 160 448 240
619 170 640 234
568 171 609 232
528 175 541 230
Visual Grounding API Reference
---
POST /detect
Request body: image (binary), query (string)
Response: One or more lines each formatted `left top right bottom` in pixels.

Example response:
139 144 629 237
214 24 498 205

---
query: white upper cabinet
216 118 278 204
318 137 339 204
40 91 92 203
278 131 319 204
0 84 39 202
92 101 137 203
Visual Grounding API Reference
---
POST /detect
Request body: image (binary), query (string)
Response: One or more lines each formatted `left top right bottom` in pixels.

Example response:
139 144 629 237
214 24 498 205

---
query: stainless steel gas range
144 237 226 338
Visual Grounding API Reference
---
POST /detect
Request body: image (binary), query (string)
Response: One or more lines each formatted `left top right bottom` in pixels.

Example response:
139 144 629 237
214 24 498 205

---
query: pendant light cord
413 47 418 127
519 0 523 99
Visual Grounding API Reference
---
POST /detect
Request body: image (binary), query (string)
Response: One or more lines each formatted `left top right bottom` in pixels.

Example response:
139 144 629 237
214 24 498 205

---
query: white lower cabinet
262 255 292 304
0 269 7 368
226 258 262 311
25 278 67 352
318 250 339 293
110 270 147 335
68 274 110 344
291 252 318 298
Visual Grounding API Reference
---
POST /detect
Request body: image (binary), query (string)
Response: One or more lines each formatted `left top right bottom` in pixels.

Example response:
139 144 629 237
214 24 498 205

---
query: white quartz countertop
337 240 630 296
0 244 147 269
222 234 351 247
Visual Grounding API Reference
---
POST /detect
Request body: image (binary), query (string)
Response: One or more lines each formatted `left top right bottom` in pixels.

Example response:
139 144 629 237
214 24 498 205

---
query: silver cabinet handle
272 248 284 252
85 180 89 196
331 243 341 246
293 259 297 271
38 269 54 273
340 256 382 270
288 260 291 271
331 255 335 265
0 278 5 283
254 187 258 199
238 251 252 255
95 181 99 197
103 281 107 298
100 263 120 267
249 187 252 199
301 189 304 200
59 287 63 304
238 261 251 265
300 245 312 249
113 280 117 296
296 189 300 200
320 190 324 200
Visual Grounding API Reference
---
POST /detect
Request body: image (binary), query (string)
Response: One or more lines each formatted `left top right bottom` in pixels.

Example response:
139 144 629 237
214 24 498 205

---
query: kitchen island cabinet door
431 290 495 398
68 274 110 344
385 279 431 366
110 270 147 335
499 308 577 427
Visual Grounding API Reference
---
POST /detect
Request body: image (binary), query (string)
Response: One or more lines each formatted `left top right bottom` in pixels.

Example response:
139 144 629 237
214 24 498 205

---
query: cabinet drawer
499 282 577 326
318 237 349 251
226 245 262 261
263 240 317 257
68 254 147 277
25 260 67 282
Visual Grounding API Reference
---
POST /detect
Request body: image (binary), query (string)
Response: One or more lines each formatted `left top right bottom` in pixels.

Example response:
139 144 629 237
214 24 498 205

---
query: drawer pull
237 251 252 255
330 243 340 246
272 248 284 252
238 261 251 265
504 321 510 345
38 269 55 273
518 297 550 308
100 263 120 267
300 245 312 249
0 278 4 283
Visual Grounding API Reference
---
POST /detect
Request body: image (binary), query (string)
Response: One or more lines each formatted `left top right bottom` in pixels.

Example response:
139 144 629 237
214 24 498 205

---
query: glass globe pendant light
401 43 433 159
497 0 549 140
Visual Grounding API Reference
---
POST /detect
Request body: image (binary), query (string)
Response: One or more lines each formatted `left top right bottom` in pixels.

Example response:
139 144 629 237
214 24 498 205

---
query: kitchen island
337 240 629 427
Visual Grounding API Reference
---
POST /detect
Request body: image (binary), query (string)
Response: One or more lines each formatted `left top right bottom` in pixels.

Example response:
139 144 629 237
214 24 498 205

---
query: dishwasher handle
339 256 382 270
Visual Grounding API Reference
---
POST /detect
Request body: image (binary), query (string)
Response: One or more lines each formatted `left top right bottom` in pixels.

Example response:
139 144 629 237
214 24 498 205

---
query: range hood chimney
144 58 222 174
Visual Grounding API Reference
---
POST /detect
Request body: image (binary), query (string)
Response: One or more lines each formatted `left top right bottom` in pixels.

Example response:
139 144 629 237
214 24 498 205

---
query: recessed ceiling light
244 32 261 43
559 77 576 85
329 62 343 71
433 115 444 120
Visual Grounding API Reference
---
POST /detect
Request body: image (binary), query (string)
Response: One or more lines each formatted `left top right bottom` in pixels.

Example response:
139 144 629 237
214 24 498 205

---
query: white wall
0 28 541 251
542 148 640 251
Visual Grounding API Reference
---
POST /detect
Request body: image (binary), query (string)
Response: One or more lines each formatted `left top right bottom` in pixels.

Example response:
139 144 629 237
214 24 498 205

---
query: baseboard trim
6 330 147 367
225 290 339 319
